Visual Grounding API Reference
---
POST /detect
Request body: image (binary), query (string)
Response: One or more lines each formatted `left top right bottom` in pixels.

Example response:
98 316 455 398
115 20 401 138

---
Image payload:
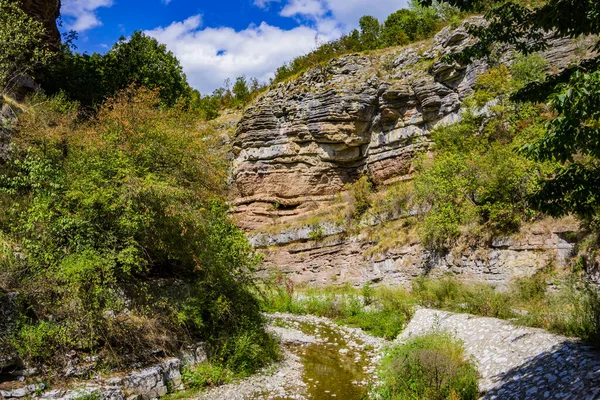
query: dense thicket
0 88 278 371
0 1 279 371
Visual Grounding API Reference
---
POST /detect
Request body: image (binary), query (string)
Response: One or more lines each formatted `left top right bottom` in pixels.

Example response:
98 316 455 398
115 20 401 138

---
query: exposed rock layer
232 24 595 287
232 23 590 231
254 222 577 289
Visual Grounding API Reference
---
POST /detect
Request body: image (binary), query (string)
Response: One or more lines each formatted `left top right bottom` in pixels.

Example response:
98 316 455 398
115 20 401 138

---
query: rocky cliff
232 21 588 231
232 22 597 287
20 0 61 48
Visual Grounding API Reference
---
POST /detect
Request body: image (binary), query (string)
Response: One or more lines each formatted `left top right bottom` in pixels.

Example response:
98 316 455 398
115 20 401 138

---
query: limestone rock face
232 22 595 286
231 22 588 230
254 224 576 289
19 0 61 48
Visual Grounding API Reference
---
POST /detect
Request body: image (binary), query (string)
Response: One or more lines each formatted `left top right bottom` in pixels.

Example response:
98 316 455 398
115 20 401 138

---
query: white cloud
322 0 410 28
61 0 114 32
253 0 280 9
145 0 409 93
280 0 327 18
277 0 409 27
145 15 341 94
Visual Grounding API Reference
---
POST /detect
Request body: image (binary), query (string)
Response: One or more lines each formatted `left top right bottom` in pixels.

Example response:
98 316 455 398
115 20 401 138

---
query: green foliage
38 31 190 107
0 0 51 91
262 273 600 344
261 280 414 339
232 76 251 105
182 363 232 389
374 332 479 400
359 16 382 50
13 321 73 360
420 0 600 227
523 71 600 221
1 88 276 371
510 53 548 91
347 175 374 218
380 2 443 47
361 282 375 305
415 66 552 250
308 223 325 241
412 276 515 319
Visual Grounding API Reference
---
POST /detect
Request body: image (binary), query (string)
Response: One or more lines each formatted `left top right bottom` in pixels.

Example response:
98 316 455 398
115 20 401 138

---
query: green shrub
13 321 72 360
362 282 375 305
415 65 553 250
374 332 479 400
182 363 232 389
1 89 275 372
347 175 374 219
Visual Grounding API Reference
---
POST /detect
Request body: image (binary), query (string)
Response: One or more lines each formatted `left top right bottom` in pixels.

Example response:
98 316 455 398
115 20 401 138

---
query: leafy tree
233 75 250 105
103 31 191 106
0 0 51 92
359 15 382 50
38 31 191 108
380 3 441 47
418 0 600 225
37 46 106 107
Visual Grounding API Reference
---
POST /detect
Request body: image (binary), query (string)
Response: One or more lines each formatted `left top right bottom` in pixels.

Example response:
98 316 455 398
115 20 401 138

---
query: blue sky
60 0 409 93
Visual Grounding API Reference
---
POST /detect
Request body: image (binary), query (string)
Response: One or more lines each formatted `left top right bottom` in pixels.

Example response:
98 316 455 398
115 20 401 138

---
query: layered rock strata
232 22 591 231
232 23 596 287
253 221 576 289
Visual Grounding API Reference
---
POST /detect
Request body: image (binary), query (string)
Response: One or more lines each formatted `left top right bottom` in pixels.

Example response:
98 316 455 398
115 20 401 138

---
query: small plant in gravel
373 332 479 400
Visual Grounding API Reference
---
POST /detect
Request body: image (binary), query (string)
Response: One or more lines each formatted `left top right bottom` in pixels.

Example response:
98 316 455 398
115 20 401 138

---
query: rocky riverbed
196 313 385 400
2 310 599 400
196 310 600 400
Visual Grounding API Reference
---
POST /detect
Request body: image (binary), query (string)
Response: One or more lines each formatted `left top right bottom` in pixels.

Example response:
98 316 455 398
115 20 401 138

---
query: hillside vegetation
1 0 600 397
0 0 279 380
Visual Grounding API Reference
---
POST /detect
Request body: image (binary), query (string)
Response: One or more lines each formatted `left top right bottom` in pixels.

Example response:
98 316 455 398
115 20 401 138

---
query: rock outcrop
232 23 596 287
232 22 591 231
253 219 577 289
0 346 207 400
19 0 61 49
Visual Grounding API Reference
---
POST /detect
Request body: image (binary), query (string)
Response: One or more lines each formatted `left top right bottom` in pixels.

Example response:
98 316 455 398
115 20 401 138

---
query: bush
1 88 276 372
182 363 232 389
347 175 374 219
374 332 479 400
0 0 51 91
415 65 554 250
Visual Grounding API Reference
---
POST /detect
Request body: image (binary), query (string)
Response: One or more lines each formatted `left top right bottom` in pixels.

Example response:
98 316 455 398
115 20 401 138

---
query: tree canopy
38 31 191 107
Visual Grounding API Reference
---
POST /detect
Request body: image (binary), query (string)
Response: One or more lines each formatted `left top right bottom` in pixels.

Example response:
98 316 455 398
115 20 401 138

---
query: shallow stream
268 316 381 399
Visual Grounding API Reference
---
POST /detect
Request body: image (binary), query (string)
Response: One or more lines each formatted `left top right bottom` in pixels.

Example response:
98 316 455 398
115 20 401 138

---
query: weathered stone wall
253 221 576 289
